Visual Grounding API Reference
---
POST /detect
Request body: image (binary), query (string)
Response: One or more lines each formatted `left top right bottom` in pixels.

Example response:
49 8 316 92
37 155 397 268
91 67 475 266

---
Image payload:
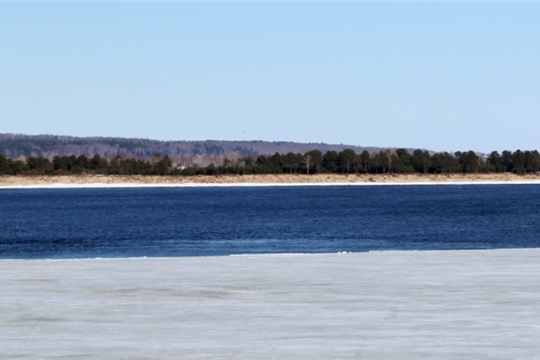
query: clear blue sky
1 2 539 152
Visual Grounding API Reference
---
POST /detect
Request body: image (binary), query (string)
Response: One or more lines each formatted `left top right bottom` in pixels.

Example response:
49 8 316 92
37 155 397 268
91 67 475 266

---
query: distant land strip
0 133 391 165
0 147 539 177
2 173 540 188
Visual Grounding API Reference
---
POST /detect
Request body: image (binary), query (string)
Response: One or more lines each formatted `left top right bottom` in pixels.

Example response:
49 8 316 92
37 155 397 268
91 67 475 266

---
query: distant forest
0 134 388 166
1 148 539 176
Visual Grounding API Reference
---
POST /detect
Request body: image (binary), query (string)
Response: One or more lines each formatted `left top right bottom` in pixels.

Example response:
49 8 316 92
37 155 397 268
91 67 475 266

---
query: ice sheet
2 250 540 359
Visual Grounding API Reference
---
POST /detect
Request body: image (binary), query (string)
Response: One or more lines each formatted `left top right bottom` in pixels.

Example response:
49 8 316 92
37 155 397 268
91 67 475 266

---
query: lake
1 184 539 259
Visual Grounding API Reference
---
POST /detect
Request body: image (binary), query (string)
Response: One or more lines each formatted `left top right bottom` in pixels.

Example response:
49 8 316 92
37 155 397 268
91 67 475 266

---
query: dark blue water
1 185 539 259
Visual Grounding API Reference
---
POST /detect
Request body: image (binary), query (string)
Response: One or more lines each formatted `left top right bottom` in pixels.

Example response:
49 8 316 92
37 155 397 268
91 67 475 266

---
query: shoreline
0 247 536 262
1 173 540 189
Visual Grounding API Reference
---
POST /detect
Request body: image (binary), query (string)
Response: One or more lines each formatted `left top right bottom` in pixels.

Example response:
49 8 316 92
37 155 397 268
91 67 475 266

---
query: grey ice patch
1 250 540 359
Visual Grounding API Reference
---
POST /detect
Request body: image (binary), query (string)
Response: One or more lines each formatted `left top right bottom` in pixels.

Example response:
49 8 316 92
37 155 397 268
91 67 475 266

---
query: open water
1 185 539 259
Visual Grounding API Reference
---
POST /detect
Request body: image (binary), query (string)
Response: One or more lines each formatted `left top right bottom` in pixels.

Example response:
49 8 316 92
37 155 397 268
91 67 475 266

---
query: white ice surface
2 250 540 359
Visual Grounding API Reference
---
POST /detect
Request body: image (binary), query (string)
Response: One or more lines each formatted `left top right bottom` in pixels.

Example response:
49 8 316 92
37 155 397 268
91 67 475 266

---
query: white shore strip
2 180 540 189
2 249 540 359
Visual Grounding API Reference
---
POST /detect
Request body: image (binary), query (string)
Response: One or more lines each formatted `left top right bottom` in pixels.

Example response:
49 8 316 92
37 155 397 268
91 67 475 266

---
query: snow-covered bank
2 249 540 359
2 180 540 189
2 173 540 189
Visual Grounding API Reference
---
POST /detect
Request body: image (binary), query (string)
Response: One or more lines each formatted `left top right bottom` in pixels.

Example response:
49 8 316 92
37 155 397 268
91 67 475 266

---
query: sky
1 2 539 152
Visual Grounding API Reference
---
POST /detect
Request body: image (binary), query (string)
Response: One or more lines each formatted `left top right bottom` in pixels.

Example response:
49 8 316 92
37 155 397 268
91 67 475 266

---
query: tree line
1 149 540 176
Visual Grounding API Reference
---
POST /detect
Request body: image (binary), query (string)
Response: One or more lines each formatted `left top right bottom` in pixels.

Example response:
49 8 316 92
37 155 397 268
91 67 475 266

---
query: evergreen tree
525 150 540 173
26 157 53 175
304 150 323 174
322 151 338 173
0 154 9 175
337 149 357 173
501 150 513 172
458 151 481 173
487 151 505 173
411 150 431 174
512 150 526 174
359 150 370 173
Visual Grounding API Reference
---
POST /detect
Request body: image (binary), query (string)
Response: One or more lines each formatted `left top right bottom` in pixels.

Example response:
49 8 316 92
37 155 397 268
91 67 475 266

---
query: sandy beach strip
2 173 540 189
2 249 540 359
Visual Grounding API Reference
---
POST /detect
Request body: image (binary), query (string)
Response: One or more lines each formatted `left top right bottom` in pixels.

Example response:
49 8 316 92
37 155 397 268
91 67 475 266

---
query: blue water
1 185 539 259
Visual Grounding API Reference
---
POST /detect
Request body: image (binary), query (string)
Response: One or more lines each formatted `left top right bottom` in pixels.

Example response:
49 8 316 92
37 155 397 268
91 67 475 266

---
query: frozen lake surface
2 249 540 359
